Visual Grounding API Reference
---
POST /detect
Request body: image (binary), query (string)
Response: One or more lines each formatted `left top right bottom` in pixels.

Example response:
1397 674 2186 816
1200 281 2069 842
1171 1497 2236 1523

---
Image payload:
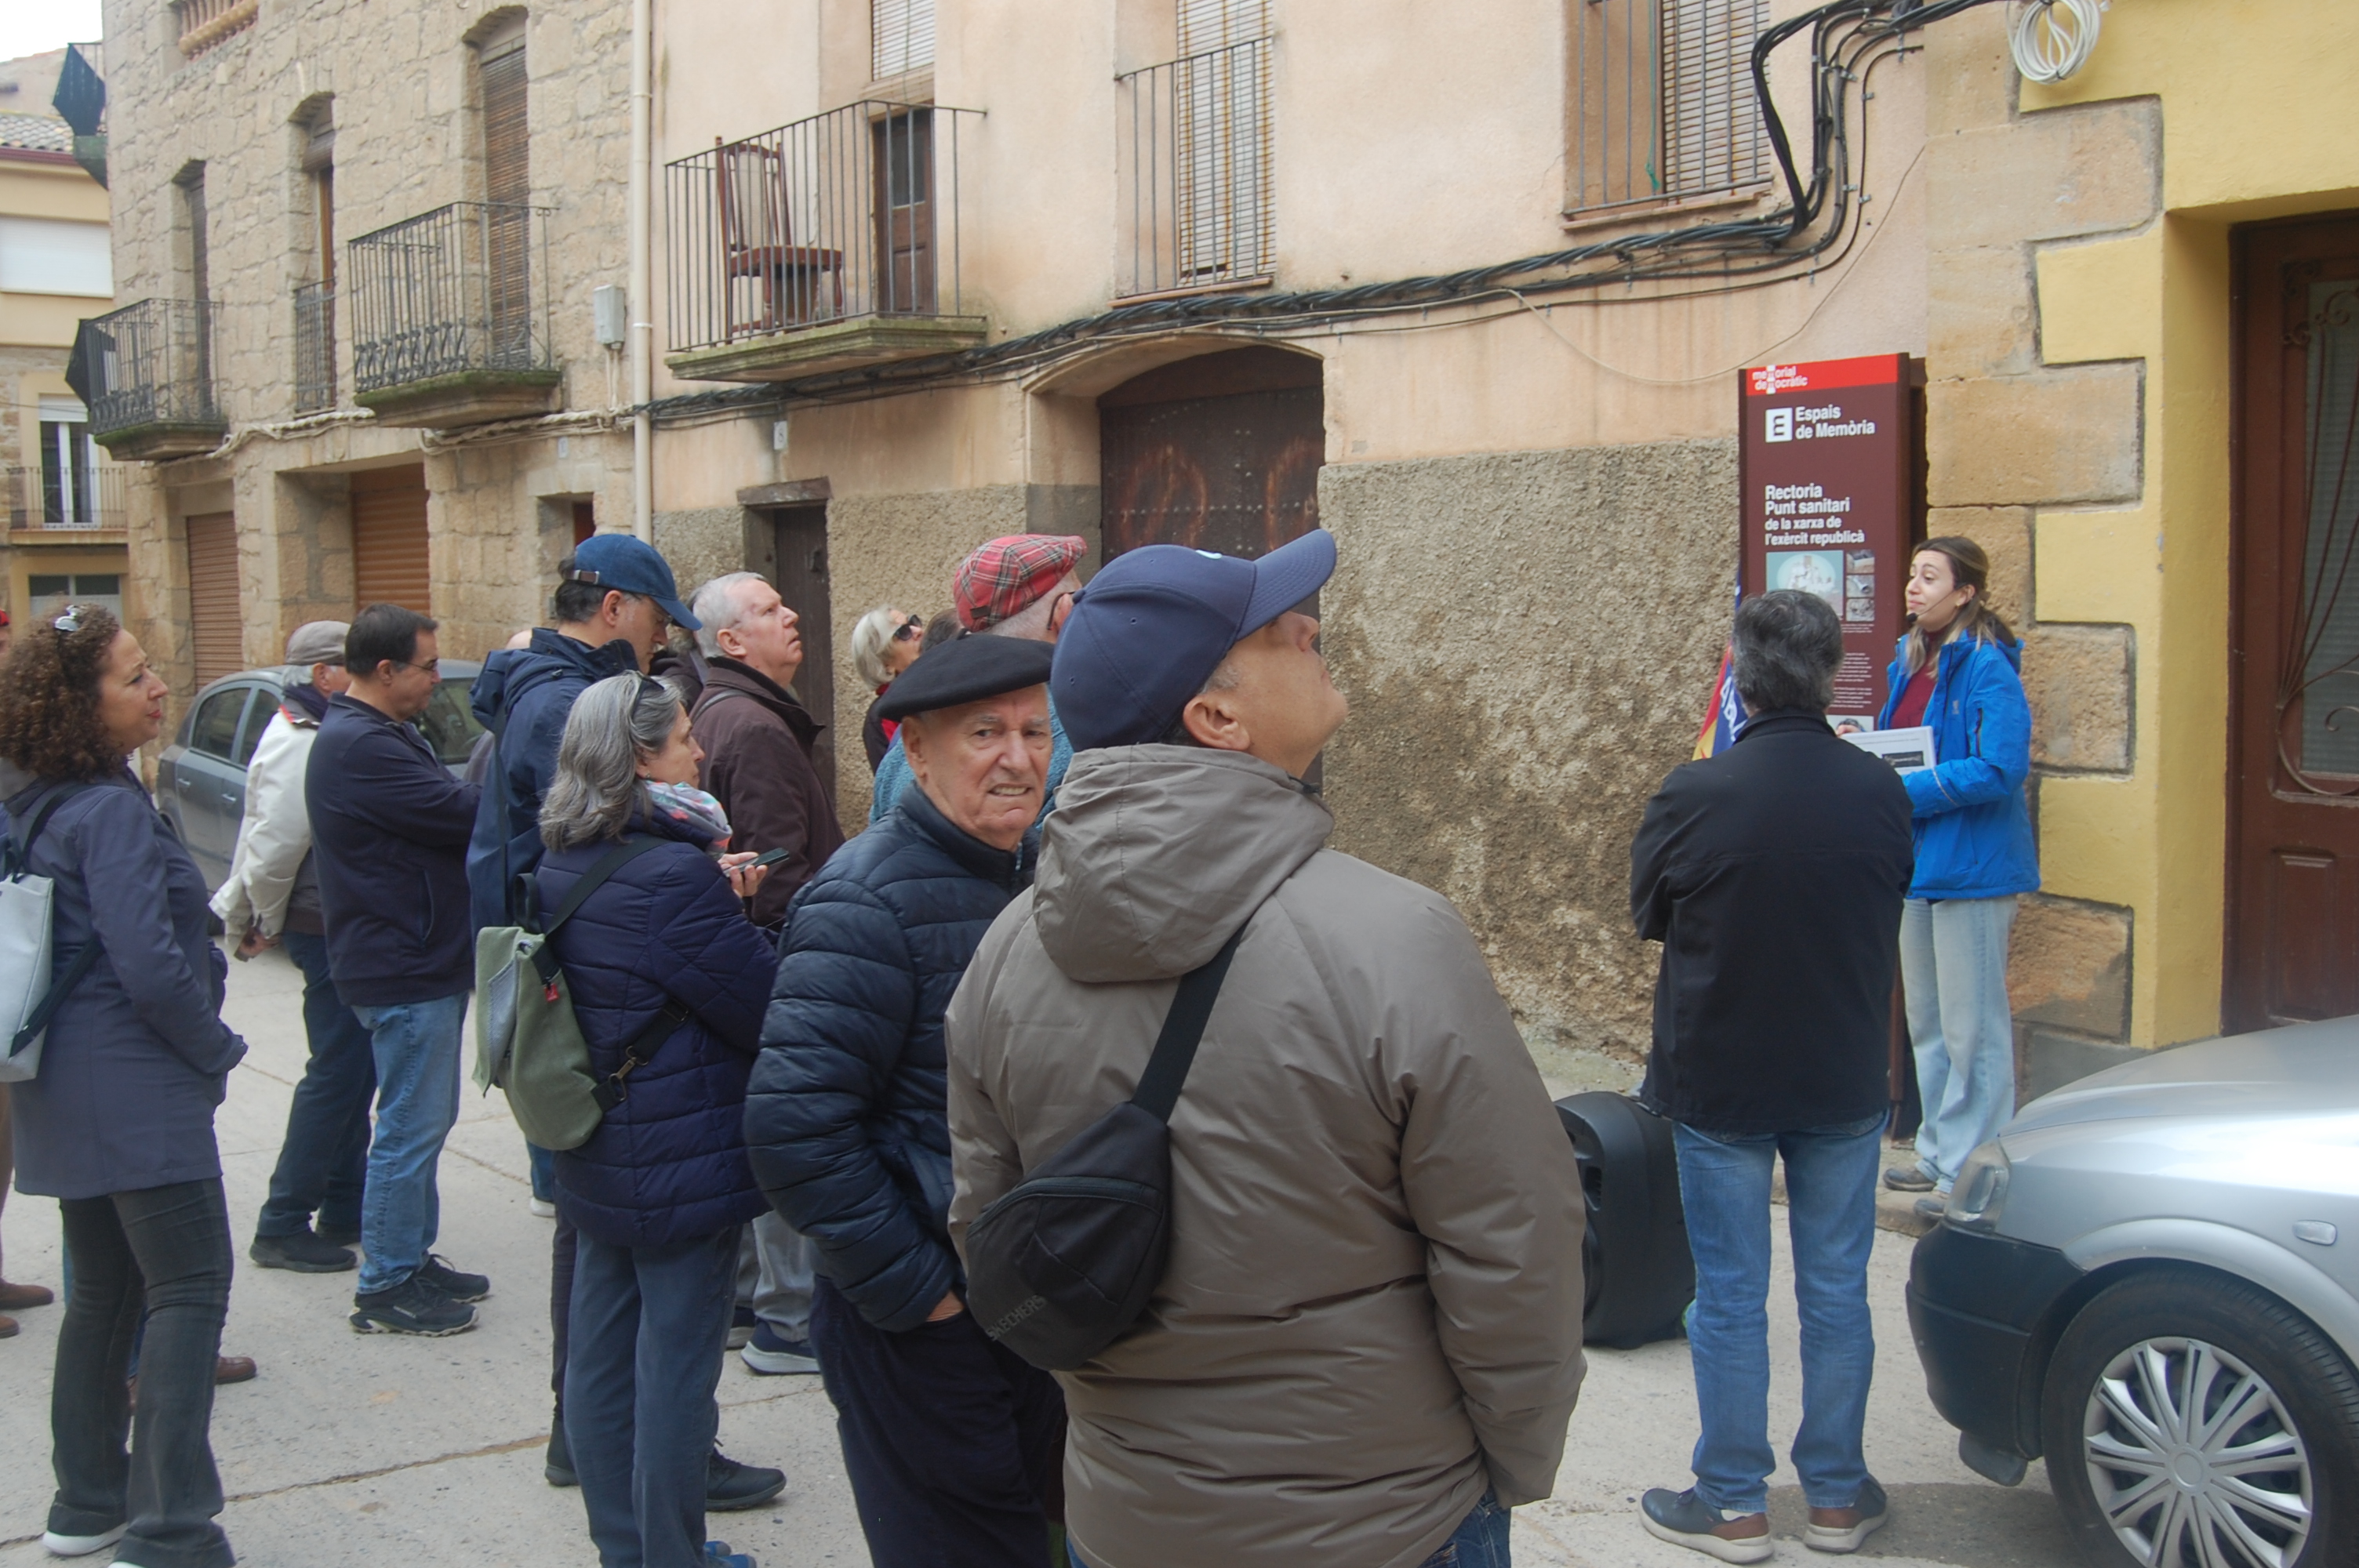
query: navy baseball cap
1052 528 1336 752
566 533 700 630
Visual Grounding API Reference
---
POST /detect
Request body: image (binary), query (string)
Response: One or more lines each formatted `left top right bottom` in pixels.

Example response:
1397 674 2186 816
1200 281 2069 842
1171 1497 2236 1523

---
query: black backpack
962 927 1244 1371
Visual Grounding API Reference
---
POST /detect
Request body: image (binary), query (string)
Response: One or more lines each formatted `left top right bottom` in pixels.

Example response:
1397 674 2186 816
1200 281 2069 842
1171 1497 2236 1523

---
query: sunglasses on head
891 614 923 644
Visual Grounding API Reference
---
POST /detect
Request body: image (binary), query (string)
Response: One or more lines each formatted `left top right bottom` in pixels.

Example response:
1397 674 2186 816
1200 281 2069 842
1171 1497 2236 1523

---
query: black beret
876 634 1055 721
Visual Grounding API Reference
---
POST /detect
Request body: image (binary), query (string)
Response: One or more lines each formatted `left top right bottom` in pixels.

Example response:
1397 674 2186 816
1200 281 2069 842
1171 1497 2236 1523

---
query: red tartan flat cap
954 534 1089 631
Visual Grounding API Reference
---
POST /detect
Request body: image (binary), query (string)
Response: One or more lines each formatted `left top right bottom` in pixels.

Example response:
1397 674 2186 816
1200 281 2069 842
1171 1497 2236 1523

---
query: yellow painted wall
2023 0 2359 1045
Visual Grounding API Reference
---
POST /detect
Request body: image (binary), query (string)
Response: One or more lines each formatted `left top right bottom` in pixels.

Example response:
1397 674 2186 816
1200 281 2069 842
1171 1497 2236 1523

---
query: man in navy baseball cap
566 532 702 631
1051 527 1340 767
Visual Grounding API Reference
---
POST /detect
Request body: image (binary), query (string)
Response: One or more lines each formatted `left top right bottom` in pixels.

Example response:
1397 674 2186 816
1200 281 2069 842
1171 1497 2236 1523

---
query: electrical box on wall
594 285 627 347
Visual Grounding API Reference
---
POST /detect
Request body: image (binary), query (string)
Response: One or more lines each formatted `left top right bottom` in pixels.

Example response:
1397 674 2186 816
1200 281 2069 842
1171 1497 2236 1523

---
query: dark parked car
1907 1021 2358 1568
158 660 485 891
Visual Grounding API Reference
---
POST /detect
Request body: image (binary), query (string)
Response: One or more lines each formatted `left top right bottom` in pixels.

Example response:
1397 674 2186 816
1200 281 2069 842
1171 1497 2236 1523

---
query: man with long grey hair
1627 590 1915 1561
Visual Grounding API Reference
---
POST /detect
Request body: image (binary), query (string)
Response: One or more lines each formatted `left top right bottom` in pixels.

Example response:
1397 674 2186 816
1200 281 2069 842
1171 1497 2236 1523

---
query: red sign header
1744 354 1906 398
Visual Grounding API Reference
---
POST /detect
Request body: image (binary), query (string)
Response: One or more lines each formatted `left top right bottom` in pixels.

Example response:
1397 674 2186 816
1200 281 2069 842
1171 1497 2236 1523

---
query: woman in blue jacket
0 605 247 1568
1874 538 2040 1217
536 674 779 1568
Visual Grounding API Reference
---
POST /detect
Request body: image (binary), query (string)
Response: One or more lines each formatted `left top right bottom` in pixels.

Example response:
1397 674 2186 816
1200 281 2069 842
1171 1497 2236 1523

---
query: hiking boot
351 1276 478 1336
1640 1487 1772 1564
39 1524 126 1559
1880 1166 1936 1193
415 1255 491 1303
1806 1475 1889 1554
740 1323 820 1375
545 1418 577 1487
251 1231 357 1273
707 1450 787 1512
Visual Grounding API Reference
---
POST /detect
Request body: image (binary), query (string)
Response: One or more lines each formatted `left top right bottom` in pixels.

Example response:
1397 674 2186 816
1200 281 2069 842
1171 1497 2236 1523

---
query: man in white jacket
212 621 378 1274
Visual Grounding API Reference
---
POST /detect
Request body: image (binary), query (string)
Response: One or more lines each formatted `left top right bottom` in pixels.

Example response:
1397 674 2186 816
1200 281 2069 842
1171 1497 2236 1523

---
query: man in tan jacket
946 530 1586 1568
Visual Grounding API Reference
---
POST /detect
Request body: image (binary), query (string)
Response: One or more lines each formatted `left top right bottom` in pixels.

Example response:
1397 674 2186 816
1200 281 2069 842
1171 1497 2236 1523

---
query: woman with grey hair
850 604 925 772
534 673 781 1568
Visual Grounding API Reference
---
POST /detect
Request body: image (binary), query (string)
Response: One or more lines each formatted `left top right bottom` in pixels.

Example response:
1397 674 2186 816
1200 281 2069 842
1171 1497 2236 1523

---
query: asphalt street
0 946 2079 1567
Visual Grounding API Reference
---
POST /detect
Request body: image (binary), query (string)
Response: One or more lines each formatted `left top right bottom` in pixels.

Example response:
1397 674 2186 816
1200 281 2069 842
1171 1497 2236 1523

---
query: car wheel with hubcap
2041 1269 2359 1568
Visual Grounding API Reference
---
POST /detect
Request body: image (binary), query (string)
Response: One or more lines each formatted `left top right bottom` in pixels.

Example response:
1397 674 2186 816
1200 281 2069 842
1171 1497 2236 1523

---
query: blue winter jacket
537 808 778 1249
2 771 246 1200
1876 631 2041 901
467 630 641 931
743 784 1027 1332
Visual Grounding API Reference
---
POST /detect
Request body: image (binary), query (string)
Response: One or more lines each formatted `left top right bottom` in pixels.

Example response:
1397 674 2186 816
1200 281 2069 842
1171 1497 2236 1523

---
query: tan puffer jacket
947 746 1586 1568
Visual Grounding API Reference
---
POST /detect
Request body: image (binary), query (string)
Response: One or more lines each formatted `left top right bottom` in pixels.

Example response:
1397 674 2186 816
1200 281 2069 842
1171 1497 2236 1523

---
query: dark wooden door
771 505 837 811
2227 215 2359 1031
873 110 934 314
1098 346 1322 562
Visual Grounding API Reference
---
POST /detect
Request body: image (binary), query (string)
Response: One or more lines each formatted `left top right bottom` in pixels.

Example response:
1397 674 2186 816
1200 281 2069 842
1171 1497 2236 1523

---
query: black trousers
552 1215 577 1414
253 931 375 1240
809 1276 1065 1568
53 1178 235 1568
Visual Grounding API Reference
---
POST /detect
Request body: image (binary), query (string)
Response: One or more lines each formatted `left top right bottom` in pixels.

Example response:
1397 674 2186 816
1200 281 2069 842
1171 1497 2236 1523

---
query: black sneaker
415 1254 491 1303
351 1276 478 1336
545 1417 578 1487
250 1231 357 1273
316 1221 362 1247
706 1450 786 1512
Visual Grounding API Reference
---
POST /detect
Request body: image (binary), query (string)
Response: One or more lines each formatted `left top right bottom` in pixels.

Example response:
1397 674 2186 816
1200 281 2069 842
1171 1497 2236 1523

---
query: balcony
1115 38 1273 299
293 281 336 414
82 299 227 461
4 463 128 542
665 103 985 383
348 202 560 427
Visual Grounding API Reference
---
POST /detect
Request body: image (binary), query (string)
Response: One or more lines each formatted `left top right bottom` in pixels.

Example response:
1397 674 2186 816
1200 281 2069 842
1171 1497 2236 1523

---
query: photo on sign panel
1768 550 1845 612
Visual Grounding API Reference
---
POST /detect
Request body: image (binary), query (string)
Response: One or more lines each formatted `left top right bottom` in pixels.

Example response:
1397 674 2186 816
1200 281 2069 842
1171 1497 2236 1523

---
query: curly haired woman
0 604 246 1568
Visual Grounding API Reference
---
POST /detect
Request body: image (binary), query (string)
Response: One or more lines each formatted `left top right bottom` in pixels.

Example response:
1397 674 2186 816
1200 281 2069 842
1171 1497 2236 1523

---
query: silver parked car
1907 1020 2359 1568
158 660 485 891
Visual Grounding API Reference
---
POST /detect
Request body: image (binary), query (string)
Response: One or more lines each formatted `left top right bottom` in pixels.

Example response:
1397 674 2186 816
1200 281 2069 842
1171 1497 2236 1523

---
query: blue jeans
1673 1115 1883 1516
1070 1492 1508 1568
565 1225 738 1568
255 931 376 1240
351 993 467 1294
529 1141 557 1203
1899 895 2019 1189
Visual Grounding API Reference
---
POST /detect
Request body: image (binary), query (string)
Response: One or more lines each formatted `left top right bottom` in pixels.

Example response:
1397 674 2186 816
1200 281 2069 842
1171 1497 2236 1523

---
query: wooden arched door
1097 346 1322 561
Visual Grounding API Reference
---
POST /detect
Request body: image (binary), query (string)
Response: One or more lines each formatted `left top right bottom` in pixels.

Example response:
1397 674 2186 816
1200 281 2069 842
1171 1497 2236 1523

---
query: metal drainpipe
629 0 653 541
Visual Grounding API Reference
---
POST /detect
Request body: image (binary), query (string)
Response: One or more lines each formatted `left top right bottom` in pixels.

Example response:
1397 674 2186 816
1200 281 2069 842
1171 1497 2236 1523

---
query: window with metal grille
1568 0 1768 214
872 0 935 79
1116 0 1272 296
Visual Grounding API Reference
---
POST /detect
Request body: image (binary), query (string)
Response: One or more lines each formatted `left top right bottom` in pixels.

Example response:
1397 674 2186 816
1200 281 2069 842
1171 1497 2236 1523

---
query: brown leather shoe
0 1281 54 1311
0 1312 16 1338
216 1355 258 1385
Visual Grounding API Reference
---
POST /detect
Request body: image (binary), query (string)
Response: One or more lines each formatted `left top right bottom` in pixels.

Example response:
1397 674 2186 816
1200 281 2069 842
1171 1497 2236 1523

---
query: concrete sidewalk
0 948 2071 1567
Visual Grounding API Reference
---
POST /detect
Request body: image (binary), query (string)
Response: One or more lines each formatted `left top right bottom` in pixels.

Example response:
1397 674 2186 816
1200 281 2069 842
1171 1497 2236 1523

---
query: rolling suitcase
1555 1091 1693 1348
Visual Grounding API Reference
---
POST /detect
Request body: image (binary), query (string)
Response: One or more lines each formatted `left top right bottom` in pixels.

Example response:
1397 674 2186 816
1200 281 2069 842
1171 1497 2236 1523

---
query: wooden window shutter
184 511 242 686
871 0 934 78
1661 0 1765 197
351 467 432 613
1179 0 1267 53
482 42 529 206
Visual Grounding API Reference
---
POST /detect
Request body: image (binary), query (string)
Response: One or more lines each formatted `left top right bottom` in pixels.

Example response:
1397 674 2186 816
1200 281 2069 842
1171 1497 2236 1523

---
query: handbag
0 784 97 1084
962 926 1245 1371
472 836 689 1151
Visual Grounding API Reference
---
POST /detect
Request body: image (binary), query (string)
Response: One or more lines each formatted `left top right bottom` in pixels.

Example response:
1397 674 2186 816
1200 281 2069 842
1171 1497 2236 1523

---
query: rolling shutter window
1662 1 1766 197
184 511 242 686
1179 0 1267 53
352 467 432 613
871 0 934 78
482 41 529 207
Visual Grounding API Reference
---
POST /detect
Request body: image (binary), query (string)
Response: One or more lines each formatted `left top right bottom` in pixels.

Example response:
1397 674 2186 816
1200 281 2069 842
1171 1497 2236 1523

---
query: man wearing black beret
741 633 1067 1567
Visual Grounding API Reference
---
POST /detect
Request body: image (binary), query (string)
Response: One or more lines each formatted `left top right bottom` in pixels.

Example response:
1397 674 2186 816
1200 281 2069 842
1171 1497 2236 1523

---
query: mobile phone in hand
746 847 791 870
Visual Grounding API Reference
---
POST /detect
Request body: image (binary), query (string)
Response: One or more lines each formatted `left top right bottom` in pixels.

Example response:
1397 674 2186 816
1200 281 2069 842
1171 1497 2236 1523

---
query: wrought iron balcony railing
348 202 554 395
82 299 225 457
1116 38 1274 299
293 281 336 414
4 463 127 532
666 102 979 354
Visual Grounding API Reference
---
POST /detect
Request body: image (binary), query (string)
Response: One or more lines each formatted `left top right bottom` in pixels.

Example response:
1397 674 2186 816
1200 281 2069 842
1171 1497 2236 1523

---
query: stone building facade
94 0 2359 1092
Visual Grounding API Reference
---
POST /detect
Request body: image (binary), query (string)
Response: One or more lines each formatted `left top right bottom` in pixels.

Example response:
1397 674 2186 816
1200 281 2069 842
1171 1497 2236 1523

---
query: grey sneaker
351 1276 478 1336
1641 1487 1772 1563
1881 1165 1936 1193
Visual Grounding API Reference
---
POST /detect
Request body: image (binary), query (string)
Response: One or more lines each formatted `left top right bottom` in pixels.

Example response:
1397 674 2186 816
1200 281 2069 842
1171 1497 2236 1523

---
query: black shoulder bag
963 927 1245 1371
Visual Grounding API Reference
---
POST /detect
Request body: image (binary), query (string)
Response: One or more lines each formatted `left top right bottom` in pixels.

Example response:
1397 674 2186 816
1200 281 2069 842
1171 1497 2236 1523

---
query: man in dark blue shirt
309 604 485 1337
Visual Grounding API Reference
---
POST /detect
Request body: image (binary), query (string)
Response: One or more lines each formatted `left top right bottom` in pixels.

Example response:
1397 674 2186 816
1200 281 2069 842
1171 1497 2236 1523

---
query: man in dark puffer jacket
743 634 1066 1568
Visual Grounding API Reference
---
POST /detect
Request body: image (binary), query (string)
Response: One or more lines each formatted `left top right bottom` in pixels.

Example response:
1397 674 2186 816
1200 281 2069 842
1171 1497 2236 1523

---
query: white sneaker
529 1198 557 1218
41 1525 127 1559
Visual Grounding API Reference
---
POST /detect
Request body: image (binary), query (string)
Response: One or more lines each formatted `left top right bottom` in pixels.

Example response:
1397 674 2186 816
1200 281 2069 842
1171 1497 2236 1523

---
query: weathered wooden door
872 110 934 314
2227 215 2359 1031
770 505 837 810
1097 345 1321 562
